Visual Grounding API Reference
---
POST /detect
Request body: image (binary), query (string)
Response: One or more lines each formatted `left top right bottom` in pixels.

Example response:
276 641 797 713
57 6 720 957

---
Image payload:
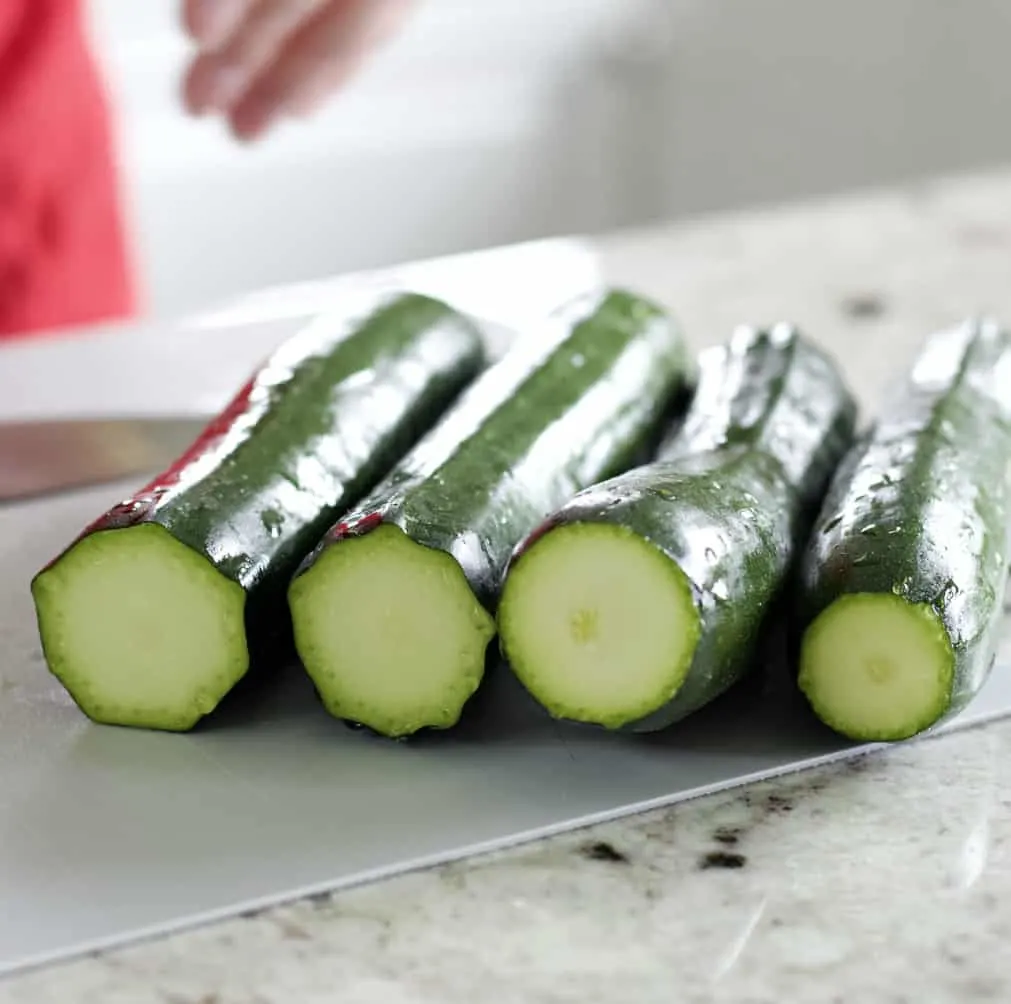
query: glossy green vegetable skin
289 288 693 738
31 293 487 731
798 319 1011 741
499 324 858 732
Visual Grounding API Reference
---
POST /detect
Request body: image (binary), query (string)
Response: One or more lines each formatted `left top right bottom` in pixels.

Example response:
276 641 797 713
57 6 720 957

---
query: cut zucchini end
798 591 955 742
498 521 701 729
288 522 496 738
31 523 249 731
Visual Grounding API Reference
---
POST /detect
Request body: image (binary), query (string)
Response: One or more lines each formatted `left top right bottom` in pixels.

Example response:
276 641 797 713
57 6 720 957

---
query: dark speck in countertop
580 841 630 864
712 826 741 846
699 851 747 870
840 293 888 321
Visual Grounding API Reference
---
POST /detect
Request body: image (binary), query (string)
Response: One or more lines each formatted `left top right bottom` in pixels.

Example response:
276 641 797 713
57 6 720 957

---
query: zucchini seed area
499 521 701 728
798 591 955 741
288 523 496 737
31 523 248 731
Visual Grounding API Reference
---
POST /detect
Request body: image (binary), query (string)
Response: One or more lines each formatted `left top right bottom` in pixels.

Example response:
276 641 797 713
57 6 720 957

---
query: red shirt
0 0 136 339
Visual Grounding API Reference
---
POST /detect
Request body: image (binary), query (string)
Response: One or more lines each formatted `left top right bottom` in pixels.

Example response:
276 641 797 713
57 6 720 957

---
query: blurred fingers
181 0 250 52
227 0 412 140
183 0 323 115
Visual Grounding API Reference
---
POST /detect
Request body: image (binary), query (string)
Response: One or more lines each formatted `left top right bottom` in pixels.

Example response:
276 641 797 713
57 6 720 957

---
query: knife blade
0 417 211 503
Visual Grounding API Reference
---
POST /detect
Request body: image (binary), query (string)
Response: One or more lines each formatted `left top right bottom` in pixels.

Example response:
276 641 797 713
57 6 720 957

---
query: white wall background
87 0 1011 320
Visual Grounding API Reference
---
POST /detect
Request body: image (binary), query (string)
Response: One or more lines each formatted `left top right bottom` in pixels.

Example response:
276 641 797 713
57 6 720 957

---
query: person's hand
181 0 413 141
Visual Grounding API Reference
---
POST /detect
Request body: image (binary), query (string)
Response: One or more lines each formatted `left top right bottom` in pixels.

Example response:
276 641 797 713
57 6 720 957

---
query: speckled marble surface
4 170 1011 1003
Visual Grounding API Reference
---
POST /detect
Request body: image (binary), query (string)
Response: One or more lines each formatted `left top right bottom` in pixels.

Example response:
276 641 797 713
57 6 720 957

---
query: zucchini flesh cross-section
498 521 701 728
32 524 247 731
799 592 955 741
289 523 496 737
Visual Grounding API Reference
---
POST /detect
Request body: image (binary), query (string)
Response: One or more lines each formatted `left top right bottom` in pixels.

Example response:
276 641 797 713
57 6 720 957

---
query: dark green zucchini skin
38 293 487 632
799 319 1011 726
296 288 693 610
509 324 858 731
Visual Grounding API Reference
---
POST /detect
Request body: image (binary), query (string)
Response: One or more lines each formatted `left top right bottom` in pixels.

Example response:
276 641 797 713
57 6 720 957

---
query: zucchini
288 289 692 738
498 324 857 731
798 319 1011 741
31 293 487 731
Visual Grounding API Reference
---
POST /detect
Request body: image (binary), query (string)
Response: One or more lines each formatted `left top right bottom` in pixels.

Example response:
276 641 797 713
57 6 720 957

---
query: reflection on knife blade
0 417 211 503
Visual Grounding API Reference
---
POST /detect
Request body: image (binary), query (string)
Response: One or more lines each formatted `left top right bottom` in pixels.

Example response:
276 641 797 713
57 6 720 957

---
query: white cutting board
1 250 1010 977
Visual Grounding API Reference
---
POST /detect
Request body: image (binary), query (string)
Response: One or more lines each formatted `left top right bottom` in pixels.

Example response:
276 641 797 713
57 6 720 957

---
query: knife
0 417 211 503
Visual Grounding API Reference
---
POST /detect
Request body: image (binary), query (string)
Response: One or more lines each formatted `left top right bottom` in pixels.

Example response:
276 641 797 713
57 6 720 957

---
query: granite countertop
4 170 1011 1004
